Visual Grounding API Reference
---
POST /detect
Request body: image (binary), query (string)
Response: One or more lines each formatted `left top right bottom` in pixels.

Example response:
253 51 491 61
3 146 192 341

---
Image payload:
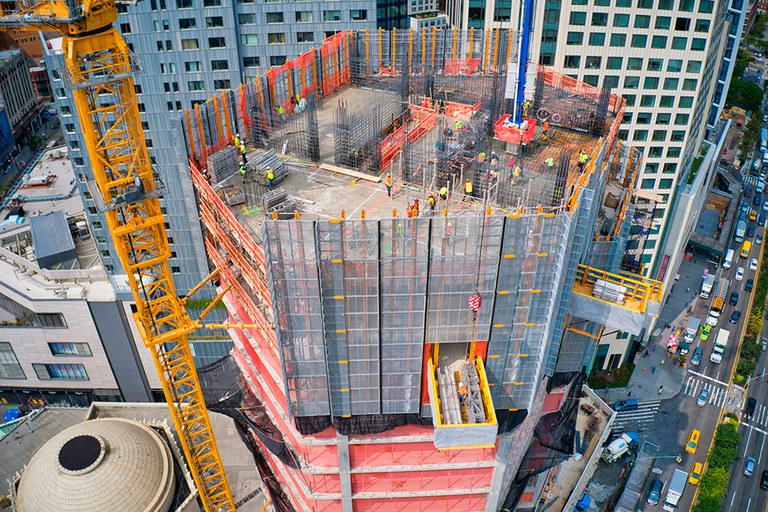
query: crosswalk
744 175 762 187
611 400 661 431
742 403 768 432
682 375 727 407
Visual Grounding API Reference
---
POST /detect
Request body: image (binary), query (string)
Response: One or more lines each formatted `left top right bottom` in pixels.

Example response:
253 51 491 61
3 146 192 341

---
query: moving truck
710 328 730 364
663 469 688 511
700 273 715 298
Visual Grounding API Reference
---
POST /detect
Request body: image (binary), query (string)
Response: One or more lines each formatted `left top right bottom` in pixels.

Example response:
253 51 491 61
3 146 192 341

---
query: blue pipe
515 0 534 124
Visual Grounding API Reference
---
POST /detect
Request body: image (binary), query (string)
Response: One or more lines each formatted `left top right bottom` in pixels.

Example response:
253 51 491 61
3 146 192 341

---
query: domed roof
15 418 175 512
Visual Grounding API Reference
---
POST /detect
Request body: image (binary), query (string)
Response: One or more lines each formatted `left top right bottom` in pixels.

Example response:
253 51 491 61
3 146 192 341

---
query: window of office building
0 292 66 328
616 0 631 6
695 19 710 32
607 57 623 69
699 0 713 12
204 0 220 5
270 55 286 66
671 130 685 142
658 0 674 8
637 112 651 124
211 59 228 70
214 79 230 89
177 0 192 7
188 80 205 91
652 130 667 141
682 78 697 91
667 147 681 157
589 33 605 46
647 59 663 71
641 178 655 189
651 36 667 49
635 15 650 28
613 13 629 27
638 0 653 7
33 363 89 380
49 342 92 357
667 59 683 72
564 55 581 68
691 38 706 51
584 75 599 86
686 60 702 73
631 34 647 48
634 130 648 141
181 38 199 49
592 12 608 26
240 34 257 45
640 95 656 107
266 12 284 23
297 32 314 43
268 33 285 44
567 32 583 45
239 13 256 24
604 75 620 88
679 96 694 108
185 61 202 71
296 11 311 22
623 95 636 106
663 77 679 89
323 10 342 21
671 37 687 50
570 12 587 25
243 56 260 67
586 56 601 69
679 0 694 11
656 112 671 124
659 95 674 107
627 57 642 70
663 162 677 173
648 147 663 157
675 17 690 30
659 178 673 189
350 9 367 20
0 342 24 379
206 16 223 27
610 33 626 46
624 76 640 89
178 18 196 29
644 163 658 174
656 16 671 29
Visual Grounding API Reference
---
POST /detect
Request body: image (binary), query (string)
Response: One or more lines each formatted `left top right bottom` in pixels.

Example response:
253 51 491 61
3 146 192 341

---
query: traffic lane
667 386 722 512
727 423 767 512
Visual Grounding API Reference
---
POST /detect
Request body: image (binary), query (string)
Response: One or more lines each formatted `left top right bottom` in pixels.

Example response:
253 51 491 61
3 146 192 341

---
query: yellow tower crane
0 1 238 510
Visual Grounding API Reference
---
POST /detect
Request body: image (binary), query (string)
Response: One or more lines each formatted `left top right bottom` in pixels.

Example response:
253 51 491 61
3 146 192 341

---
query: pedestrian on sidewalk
661 359 665 366
651 366 656 374
658 385 664 395
628 391 632 397
643 367 647 372
645 350 649 357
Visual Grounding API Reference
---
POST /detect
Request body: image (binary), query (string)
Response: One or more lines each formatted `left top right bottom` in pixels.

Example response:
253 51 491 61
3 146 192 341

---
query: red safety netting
443 58 481 75
320 30 351 97
379 105 438 172
494 115 537 144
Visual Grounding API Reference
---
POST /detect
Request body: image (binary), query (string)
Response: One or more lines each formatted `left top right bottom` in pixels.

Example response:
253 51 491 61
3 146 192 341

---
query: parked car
760 214 766 227
745 456 756 476
612 399 639 412
731 310 742 323
747 278 754 292
691 347 703 366
757 233 763 245
646 479 663 505
746 397 757 418
730 291 739 306
697 387 709 407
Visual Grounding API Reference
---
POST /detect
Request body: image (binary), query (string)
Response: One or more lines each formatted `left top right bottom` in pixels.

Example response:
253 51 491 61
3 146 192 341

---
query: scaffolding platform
570 265 662 335
427 356 497 450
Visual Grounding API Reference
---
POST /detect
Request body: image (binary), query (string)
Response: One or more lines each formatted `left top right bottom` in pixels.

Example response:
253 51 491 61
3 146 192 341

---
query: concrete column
337 433 354 512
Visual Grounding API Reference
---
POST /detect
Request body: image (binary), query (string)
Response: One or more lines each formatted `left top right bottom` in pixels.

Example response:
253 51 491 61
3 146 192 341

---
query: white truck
707 277 729 327
710 328 730 364
735 213 747 243
681 317 700 355
601 431 639 463
663 469 688 511
700 274 715 299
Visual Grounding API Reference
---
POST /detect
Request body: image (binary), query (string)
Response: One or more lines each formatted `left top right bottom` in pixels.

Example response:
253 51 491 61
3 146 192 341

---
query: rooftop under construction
171 28 662 512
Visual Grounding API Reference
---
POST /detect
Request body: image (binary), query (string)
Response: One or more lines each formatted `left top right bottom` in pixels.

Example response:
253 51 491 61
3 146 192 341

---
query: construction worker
233 133 240 148
490 151 499 167
439 185 449 201
513 165 522 179
385 173 392 197
542 120 549 138
458 381 468 405
265 167 275 190
455 119 463 131
477 152 486 163
463 179 473 200
413 198 420 216
275 105 284 121
406 203 415 218
489 169 498 186
427 193 436 211
240 142 247 165
545 156 555 168
239 164 247 178
522 99 531 117
578 150 589 168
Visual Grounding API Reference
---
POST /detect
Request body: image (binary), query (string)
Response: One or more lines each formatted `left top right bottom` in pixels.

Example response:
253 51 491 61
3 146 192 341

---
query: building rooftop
0 404 269 512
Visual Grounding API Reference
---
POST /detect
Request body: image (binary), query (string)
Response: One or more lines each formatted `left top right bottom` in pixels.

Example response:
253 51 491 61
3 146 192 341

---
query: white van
723 248 734 270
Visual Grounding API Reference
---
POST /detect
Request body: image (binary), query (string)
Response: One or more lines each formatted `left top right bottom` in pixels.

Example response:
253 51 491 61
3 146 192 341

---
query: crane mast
0 1 236 510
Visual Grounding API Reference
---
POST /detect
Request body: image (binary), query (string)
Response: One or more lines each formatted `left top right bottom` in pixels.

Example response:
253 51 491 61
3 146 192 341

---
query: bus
741 240 752 259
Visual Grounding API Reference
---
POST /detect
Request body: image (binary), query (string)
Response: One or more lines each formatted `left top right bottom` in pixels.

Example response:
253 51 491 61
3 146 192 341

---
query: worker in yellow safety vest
439 185 449 201
265 168 275 190
578 150 589 168
239 164 247 178
427 193 436 211
513 165 522 179
233 133 240 148
385 174 392 197
545 156 555 168
463 179 473 200
455 119 463 131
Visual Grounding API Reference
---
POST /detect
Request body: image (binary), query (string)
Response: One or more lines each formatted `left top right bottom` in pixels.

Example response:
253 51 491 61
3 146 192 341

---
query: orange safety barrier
379 123 407 172
444 99 481 119
320 30 351 97
379 104 438 171
494 115 537 144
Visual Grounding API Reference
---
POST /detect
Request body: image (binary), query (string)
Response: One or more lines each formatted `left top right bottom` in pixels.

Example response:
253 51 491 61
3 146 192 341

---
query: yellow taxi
689 462 703 485
685 430 700 455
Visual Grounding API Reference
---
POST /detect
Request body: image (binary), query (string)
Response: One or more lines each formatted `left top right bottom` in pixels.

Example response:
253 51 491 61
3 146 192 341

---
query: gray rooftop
29 209 77 269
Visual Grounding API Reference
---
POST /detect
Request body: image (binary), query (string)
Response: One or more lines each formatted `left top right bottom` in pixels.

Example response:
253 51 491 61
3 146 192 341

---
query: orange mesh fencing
444 99 482 119
443 58 481 75
320 30 351 96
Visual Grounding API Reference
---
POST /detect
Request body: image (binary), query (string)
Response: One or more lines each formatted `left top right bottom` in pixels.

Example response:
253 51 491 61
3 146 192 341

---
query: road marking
688 369 729 387
747 497 751 512
730 491 736 508
740 420 768 436
744 426 753 456
759 433 766 464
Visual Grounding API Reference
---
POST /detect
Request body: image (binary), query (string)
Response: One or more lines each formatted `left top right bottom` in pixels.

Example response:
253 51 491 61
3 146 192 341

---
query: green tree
749 311 764 337
692 495 726 512
698 467 729 498
708 422 741 469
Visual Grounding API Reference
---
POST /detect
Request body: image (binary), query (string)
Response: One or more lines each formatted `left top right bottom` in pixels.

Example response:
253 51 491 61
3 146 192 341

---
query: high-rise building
180 28 660 511
529 0 745 366
445 0 516 29
0 49 39 140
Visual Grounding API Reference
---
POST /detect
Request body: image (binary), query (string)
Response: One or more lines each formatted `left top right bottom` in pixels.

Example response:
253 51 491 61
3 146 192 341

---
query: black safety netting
496 408 528 435
500 373 584 511
197 355 297 511
294 413 433 436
